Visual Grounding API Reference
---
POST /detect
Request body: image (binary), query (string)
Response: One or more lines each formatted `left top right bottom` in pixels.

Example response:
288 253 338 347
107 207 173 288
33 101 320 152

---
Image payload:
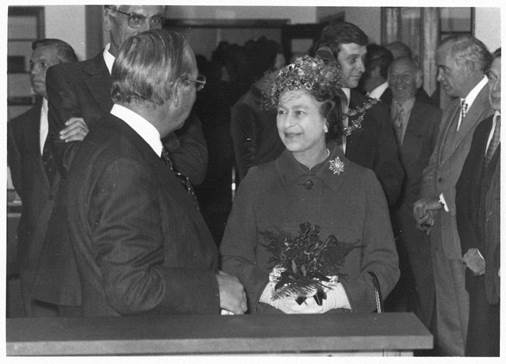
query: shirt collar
110 104 163 157
341 88 351 107
367 81 389 100
103 43 115 75
462 75 488 109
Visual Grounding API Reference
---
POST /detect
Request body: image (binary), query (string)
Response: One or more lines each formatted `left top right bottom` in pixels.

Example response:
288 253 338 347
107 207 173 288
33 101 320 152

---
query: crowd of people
7 5 500 357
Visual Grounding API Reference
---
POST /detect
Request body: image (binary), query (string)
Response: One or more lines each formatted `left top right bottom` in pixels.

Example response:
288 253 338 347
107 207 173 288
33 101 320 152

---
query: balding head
388 56 422 102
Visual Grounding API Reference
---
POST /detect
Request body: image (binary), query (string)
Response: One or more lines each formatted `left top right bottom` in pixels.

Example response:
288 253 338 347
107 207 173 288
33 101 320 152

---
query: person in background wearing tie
455 48 500 356
7 39 77 317
386 56 441 329
413 34 493 356
56 29 246 317
314 21 404 207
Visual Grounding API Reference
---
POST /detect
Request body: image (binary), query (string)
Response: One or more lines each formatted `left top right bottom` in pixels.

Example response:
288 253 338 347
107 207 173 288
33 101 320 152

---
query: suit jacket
230 84 285 180
346 89 404 206
41 113 220 316
456 115 500 304
420 82 493 259
397 100 441 207
7 101 61 310
45 53 207 184
221 144 399 313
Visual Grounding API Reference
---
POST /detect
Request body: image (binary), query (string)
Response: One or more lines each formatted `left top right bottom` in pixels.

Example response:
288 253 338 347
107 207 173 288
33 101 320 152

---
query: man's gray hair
111 29 192 106
439 34 492 73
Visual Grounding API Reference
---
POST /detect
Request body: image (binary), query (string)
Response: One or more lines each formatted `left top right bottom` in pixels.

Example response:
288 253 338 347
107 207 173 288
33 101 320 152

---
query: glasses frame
186 74 207 92
112 7 165 29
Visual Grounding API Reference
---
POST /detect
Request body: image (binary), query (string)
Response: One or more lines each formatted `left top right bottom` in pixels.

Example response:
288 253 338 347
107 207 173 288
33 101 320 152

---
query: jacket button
438 177 442 183
303 179 313 190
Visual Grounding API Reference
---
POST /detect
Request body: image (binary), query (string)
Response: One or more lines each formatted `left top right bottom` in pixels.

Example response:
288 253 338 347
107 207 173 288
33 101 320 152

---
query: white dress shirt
485 111 501 153
110 104 163 157
367 81 389 100
457 75 488 131
39 98 49 155
103 43 115 75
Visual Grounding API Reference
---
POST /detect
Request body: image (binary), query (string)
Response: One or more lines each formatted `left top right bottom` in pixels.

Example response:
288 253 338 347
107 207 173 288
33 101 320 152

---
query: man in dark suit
52 29 246 316
386 56 441 328
45 5 207 184
7 39 78 316
413 35 493 356
360 44 393 105
456 48 500 356
315 22 404 206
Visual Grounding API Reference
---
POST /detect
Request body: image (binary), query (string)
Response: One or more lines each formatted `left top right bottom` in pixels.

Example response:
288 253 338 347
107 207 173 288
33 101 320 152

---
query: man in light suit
45 5 207 184
386 56 441 328
7 39 77 316
315 21 404 207
413 34 493 356
456 48 500 356
57 29 246 316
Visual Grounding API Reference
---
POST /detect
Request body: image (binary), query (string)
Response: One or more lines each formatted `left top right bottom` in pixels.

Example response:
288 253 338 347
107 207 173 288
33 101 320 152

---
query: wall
475 7 501 52
317 7 382 43
45 5 86 60
167 5 317 24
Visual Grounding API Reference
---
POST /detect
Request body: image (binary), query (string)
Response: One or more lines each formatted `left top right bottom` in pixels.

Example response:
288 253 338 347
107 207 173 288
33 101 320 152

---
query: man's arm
7 121 23 198
46 65 87 172
163 112 208 185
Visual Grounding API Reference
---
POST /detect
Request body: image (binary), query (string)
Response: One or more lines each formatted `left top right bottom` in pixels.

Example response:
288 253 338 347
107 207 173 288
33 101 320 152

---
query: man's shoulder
47 53 104 80
9 102 42 135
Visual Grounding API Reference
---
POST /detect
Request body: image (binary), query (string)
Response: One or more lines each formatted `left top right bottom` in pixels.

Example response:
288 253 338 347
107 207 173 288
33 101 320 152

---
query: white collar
110 104 163 157
103 43 115 75
462 75 488 109
341 88 351 107
367 81 389 100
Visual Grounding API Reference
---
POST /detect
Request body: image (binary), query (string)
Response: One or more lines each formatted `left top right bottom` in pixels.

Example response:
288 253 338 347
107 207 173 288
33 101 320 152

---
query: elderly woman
220 56 399 314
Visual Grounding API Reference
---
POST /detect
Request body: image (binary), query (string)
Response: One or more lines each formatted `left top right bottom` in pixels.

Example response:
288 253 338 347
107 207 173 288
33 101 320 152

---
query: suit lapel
453 84 492 151
401 101 424 153
83 54 114 114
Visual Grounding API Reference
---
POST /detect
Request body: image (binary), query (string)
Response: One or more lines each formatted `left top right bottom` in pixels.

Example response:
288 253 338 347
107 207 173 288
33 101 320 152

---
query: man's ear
171 80 185 108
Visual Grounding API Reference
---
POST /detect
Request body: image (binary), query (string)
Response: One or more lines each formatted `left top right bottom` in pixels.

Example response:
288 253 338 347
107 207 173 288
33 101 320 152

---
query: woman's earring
324 123 329 133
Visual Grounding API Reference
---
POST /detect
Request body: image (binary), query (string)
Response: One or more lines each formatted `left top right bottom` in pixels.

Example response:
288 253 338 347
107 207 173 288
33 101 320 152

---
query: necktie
485 115 501 165
161 147 199 210
41 139 57 186
457 100 468 131
393 105 405 144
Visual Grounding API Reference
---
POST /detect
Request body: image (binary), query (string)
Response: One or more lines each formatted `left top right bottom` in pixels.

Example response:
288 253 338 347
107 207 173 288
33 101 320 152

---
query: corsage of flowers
261 222 360 305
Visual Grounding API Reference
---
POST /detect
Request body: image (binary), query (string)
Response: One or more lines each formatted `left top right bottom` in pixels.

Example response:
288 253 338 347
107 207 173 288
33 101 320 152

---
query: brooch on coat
329 156 344 175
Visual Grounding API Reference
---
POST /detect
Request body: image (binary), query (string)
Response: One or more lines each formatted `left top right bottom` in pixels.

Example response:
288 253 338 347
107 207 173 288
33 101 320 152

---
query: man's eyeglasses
112 7 165 29
186 74 207 92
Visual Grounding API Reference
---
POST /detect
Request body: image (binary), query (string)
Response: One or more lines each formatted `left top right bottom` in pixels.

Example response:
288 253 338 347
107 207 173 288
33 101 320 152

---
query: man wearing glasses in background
31 5 209 315
45 5 208 184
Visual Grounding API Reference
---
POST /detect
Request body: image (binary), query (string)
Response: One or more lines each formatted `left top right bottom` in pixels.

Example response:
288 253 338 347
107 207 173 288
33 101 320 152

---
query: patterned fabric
161 146 199 210
458 99 468 131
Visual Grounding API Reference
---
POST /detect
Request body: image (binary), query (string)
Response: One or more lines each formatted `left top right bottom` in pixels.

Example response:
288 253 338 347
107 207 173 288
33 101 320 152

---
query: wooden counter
7 312 432 356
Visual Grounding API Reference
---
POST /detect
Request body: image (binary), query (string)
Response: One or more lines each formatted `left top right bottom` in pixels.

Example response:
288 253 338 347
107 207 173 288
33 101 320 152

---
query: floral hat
267 55 344 109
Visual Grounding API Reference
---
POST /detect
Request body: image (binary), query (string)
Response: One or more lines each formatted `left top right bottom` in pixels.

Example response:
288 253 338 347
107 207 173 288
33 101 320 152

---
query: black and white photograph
2 0 502 361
